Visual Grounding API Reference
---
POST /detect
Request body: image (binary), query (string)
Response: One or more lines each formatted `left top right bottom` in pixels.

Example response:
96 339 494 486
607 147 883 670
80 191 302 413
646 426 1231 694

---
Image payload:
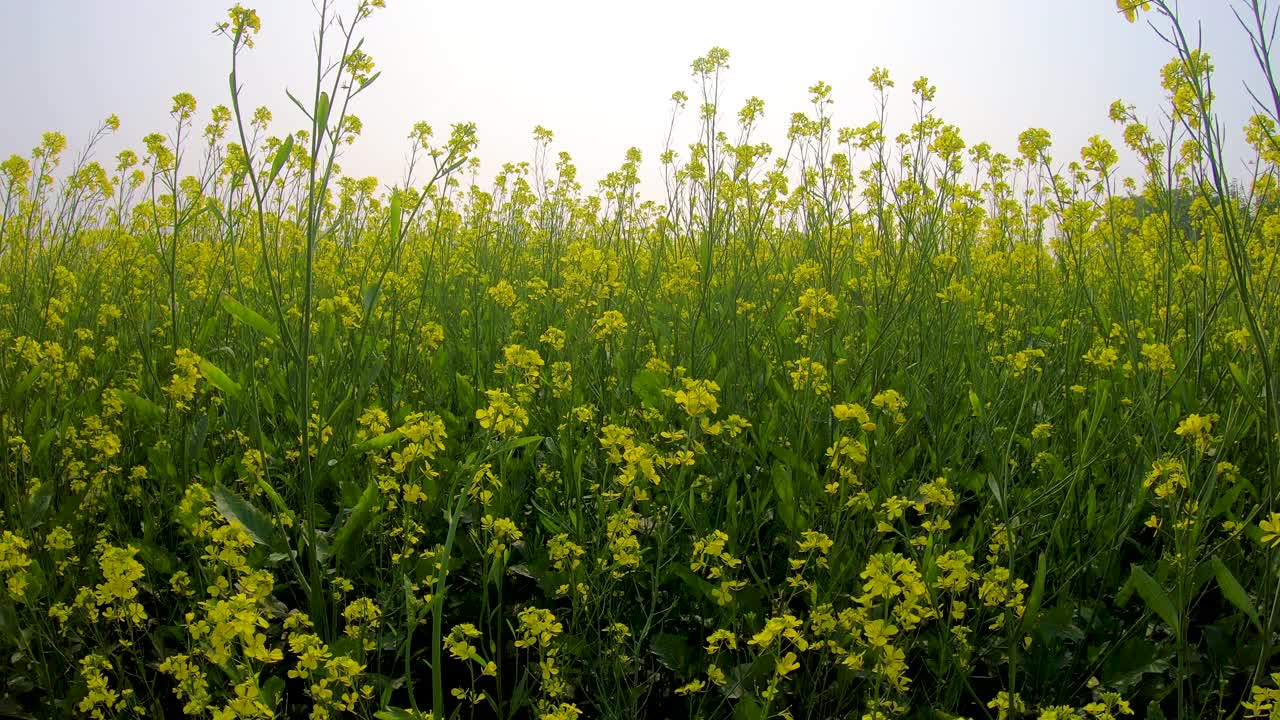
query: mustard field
0 1 1278 718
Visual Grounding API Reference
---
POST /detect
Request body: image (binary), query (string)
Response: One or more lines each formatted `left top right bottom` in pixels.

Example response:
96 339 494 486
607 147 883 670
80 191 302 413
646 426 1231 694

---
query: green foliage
0 1 1278 719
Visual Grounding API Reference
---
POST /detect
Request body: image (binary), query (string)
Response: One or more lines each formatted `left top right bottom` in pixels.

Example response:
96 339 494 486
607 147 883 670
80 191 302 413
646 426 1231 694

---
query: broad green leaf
221 295 280 340
631 369 668 409
733 694 765 720
11 366 40 403
649 633 695 677
316 91 331 131
359 70 381 91
267 133 294 187
230 164 248 192
375 710 420 720
671 564 717 605
255 477 291 520
35 428 57 461
186 412 209 464
771 461 804 531
489 435 543 459
199 358 243 400
1086 484 1097 532
1130 564 1180 636
440 156 468 176
456 373 476 411
285 89 313 122
1021 552 1048 634
987 474 1005 513
21 491 52 530
195 313 218 349
115 389 163 421
261 676 285 710
212 483 275 546
351 430 403 455
331 480 378 565
1209 484 1243 519
206 197 226 226
137 540 177 575
1227 362 1249 396
1210 556 1261 631
326 392 353 430
388 188 402 241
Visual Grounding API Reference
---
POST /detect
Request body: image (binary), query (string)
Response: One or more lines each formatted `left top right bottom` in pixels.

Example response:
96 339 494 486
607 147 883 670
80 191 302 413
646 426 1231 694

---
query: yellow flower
793 287 838 327
1118 0 1152 23
1174 413 1216 453
475 389 529 438
863 619 898 648
833 403 876 431
487 280 518 308
402 483 426 504
1260 512 1280 549
675 678 706 695
672 378 720 417
872 388 909 424
591 310 628 341
1140 342 1175 373
774 651 801 677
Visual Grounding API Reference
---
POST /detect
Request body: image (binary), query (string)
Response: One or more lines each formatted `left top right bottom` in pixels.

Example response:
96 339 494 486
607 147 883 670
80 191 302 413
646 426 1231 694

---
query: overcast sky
1 1 1265 198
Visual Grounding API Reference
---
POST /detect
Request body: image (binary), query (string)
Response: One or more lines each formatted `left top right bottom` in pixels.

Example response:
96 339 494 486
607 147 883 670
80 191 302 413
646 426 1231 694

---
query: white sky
2 1 1264 199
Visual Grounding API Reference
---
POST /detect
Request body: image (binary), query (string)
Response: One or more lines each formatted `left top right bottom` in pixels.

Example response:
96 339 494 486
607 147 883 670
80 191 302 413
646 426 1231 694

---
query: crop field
0 1 1278 718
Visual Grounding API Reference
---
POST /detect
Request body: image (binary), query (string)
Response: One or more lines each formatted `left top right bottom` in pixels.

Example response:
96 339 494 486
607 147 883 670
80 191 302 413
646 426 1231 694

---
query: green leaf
1227 362 1249 397
137 540 177 575
1209 483 1243 519
186 412 209 465
21 491 52 530
440 156 468 176
1130 564 1180 636
115 389 163 421
331 480 378 565
199 358 243 400
671 564 716 604
649 633 695 677
388 188 402 241
968 388 983 419
34 428 57 462
316 91 331 132
221 295 280 340
456 373 476 411
351 430 404 455
631 369 668 409
260 676 285 710
267 133 294 187
1086 484 1098 532
1210 556 1261 631
195 313 219 349
10 366 40 403
987 474 1005 513
255 477 292 521
771 461 804 531
733 694 765 720
1021 552 1048 634
359 70 382 91
488 435 543 460
375 710 420 720
212 483 275 546
285 88 312 120
206 198 226 226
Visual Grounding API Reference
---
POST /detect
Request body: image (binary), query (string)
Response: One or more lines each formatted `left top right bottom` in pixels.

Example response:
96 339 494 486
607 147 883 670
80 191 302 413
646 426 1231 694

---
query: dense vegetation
1 1 1278 718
